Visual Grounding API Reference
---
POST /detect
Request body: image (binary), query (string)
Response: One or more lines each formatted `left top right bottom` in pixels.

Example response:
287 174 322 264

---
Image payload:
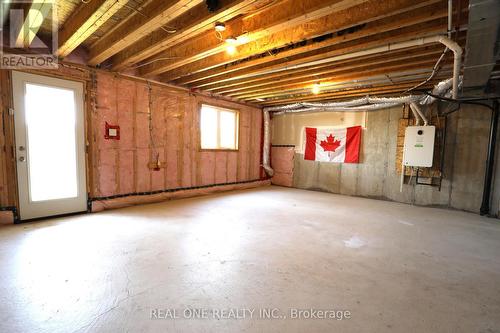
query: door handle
18 156 25 162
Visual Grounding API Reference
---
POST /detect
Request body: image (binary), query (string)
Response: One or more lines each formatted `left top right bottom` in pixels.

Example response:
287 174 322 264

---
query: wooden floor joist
88 0 203 66
161 0 446 83
179 3 453 88
138 0 370 77
211 47 450 95
233 59 453 99
191 21 451 95
255 72 453 104
260 80 444 105
109 0 258 71
225 53 454 96
57 0 128 58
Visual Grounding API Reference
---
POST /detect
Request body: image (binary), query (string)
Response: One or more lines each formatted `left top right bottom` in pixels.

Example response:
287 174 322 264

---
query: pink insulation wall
271 146 295 187
91 72 264 199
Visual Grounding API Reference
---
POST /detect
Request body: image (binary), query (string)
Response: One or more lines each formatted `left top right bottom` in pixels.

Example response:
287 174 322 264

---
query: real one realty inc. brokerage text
151 308 352 320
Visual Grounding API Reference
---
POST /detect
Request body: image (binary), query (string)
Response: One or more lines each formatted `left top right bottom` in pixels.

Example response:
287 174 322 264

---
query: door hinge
8 108 14 116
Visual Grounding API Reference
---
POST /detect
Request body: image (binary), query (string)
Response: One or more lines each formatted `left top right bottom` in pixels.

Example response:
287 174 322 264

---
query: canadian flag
304 126 362 163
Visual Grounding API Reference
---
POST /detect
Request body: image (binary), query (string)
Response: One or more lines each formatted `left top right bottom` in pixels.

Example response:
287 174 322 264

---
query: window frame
199 103 240 151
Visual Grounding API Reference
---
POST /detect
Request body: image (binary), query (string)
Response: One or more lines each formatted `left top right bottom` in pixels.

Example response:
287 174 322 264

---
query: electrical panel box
403 126 436 167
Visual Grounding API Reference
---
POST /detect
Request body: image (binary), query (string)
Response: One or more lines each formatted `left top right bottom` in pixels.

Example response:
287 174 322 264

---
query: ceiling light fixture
312 83 321 95
225 36 237 44
226 44 237 55
238 32 250 44
214 22 226 32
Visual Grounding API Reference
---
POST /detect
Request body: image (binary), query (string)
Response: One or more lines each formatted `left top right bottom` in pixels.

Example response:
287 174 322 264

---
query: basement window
200 104 239 150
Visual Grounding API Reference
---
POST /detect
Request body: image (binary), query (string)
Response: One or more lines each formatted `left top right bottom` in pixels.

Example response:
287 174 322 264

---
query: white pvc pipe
410 103 422 126
410 102 428 126
436 36 462 99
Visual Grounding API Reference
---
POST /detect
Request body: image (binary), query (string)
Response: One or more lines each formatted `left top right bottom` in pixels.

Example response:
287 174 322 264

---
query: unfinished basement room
1 0 500 332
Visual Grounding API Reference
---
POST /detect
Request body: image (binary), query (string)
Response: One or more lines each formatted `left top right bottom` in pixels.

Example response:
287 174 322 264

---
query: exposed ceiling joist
260 82 441 105
165 0 446 83
259 69 452 98
234 59 452 99
57 0 128 58
138 0 370 77
212 47 451 94
188 20 450 97
110 0 258 71
191 7 453 90
88 0 203 66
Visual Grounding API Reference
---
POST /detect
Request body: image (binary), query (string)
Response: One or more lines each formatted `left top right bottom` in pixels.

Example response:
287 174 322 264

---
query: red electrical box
105 122 120 140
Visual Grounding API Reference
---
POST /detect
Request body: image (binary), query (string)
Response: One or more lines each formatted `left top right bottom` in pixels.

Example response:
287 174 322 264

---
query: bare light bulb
312 83 321 94
226 45 237 55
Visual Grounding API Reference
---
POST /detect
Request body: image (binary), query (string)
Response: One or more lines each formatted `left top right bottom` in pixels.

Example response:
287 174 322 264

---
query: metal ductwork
462 0 500 95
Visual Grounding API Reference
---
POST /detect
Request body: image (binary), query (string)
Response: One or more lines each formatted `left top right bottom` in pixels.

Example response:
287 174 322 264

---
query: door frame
11 71 88 221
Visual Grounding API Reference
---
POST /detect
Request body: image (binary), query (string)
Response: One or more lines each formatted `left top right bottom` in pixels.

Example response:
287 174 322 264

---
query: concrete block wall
271 104 500 215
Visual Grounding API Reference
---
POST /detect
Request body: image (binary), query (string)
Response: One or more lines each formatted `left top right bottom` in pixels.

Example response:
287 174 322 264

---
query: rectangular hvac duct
462 0 500 94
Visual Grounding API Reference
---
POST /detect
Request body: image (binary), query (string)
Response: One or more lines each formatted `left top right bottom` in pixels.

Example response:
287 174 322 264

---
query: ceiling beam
56 0 128 58
138 0 370 77
198 13 454 91
155 0 444 81
192 24 445 98
260 80 443 105
182 5 450 89
232 59 451 99
260 73 451 101
110 0 257 71
192 21 449 95
259 75 451 106
88 0 203 66
213 47 450 95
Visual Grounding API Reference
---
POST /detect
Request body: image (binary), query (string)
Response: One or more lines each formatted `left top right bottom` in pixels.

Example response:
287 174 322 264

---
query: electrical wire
123 3 177 34
215 30 224 42
420 91 500 109
403 47 449 94
128 56 181 69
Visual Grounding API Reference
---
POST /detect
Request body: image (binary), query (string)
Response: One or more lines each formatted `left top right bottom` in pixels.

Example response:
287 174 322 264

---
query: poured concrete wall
271 104 500 215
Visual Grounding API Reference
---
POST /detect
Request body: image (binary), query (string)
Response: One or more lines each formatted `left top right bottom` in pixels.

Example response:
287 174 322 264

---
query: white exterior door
12 71 87 220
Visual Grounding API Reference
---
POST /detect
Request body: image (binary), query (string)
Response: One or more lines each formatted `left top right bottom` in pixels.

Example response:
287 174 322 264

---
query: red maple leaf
320 134 341 152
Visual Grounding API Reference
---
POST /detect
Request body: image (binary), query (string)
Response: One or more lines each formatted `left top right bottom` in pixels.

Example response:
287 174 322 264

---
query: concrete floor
1 186 500 333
